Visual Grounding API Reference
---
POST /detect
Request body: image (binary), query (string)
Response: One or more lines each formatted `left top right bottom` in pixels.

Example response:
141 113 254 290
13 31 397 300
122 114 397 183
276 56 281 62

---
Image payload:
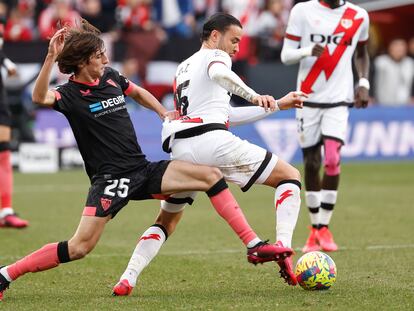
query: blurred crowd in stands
0 0 413 106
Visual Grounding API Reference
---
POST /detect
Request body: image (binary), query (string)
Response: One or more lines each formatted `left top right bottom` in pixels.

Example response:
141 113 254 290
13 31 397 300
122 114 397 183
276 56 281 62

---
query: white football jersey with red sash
285 0 369 105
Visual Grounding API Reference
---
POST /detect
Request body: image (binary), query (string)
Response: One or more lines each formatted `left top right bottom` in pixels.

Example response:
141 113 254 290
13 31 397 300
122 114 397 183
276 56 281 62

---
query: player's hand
163 110 180 121
312 44 325 58
48 28 67 59
7 67 17 77
252 95 277 111
354 86 369 108
277 91 307 110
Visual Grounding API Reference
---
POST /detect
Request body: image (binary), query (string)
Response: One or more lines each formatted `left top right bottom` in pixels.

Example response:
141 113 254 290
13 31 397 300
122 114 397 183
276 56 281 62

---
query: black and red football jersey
54 67 147 180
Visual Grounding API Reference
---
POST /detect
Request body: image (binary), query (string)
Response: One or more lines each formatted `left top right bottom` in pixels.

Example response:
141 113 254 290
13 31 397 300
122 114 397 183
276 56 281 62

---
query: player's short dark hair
201 13 242 42
56 19 104 75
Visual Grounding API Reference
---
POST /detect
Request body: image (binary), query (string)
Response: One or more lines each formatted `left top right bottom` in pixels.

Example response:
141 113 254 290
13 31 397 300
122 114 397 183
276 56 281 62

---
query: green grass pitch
1 162 413 310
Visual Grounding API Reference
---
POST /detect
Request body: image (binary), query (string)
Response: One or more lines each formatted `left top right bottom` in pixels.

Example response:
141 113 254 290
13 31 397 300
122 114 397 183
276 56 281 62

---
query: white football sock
119 225 166 287
0 266 12 282
0 207 14 218
275 182 301 248
320 190 337 226
247 237 262 248
305 191 321 226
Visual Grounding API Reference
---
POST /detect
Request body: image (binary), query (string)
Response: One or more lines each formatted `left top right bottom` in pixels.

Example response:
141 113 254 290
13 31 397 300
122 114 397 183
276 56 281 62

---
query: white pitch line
366 244 414 250
1 244 414 261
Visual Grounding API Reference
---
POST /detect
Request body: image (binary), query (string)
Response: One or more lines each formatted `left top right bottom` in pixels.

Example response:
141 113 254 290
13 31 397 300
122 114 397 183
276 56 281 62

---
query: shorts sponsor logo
100 197 112 211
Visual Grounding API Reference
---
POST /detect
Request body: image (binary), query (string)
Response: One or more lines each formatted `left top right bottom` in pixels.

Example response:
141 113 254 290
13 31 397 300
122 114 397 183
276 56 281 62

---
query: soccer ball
295 251 337 290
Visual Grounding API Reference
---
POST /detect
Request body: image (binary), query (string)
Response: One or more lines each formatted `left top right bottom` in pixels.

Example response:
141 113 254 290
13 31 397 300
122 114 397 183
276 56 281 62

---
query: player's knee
324 155 340 176
324 139 341 176
284 166 301 183
290 166 301 181
205 167 223 187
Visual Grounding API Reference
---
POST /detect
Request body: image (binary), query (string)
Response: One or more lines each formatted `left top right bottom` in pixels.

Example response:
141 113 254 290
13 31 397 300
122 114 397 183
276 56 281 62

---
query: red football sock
209 188 257 246
0 150 13 208
7 243 60 280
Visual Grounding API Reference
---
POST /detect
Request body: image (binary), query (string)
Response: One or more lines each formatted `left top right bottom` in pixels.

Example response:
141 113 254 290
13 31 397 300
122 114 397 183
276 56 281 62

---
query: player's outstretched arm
32 28 67 107
229 91 306 126
208 61 277 111
128 85 169 120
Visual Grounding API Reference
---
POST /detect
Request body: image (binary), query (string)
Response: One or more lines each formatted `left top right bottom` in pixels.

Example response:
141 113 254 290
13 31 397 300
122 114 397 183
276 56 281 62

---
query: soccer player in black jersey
0 20 294 301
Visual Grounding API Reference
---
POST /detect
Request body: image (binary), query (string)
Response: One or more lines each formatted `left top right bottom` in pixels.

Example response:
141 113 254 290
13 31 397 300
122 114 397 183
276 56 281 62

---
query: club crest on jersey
340 18 353 29
100 198 112 211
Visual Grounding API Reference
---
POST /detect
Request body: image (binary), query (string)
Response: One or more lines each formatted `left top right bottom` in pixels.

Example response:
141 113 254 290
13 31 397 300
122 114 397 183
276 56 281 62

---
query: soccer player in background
113 13 307 295
0 24 29 228
281 0 370 252
0 20 295 301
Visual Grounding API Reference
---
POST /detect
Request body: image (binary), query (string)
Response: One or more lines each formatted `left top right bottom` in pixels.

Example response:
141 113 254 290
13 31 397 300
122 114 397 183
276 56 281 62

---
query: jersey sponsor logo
100 197 112 211
80 89 92 96
139 233 161 242
88 95 126 112
300 7 364 94
310 34 353 46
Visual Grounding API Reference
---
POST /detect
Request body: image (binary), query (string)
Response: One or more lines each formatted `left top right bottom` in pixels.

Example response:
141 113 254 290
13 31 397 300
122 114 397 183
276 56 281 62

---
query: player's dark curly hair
56 19 104 75
201 13 242 42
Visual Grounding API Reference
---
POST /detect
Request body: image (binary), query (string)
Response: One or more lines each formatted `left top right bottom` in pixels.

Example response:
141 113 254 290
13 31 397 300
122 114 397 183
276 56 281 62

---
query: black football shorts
0 99 11 126
83 160 171 218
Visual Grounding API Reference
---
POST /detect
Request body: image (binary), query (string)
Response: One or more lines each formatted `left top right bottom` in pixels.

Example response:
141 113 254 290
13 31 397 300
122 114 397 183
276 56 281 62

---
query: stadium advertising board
34 106 414 165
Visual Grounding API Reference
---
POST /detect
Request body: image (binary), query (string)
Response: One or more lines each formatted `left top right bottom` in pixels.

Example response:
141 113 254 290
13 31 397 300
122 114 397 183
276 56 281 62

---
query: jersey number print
175 80 190 116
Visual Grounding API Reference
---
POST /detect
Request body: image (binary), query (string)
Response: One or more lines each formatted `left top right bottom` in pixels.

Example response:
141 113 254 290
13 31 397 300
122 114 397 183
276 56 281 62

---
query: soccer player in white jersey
281 0 370 252
112 13 307 295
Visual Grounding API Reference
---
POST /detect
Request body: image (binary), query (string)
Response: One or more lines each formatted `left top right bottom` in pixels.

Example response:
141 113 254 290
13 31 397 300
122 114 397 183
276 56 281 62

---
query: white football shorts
170 129 278 191
296 106 349 148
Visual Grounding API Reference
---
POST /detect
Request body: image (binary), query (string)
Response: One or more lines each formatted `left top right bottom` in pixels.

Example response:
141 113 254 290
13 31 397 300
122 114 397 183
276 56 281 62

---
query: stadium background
1 0 413 171
0 1 413 310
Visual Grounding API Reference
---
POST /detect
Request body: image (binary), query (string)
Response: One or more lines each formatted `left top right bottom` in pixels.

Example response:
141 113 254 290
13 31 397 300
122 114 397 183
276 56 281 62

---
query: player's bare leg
262 159 302 286
0 215 110 301
161 160 293 257
0 125 29 229
302 145 322 252
113 161 294 296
